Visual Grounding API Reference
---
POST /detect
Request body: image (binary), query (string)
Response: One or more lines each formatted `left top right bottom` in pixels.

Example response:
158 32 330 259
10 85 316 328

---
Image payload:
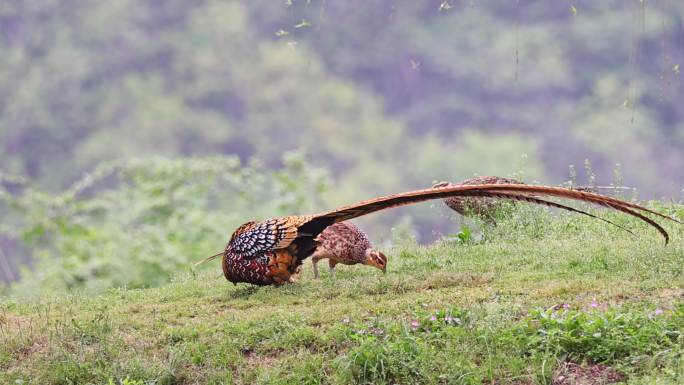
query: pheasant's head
364 249 387 274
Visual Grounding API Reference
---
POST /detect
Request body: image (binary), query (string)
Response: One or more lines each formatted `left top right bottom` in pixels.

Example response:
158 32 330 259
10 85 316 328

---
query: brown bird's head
364 249 388 274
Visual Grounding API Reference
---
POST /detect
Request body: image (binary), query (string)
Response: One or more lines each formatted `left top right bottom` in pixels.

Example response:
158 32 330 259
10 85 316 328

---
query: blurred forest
1 1 683 294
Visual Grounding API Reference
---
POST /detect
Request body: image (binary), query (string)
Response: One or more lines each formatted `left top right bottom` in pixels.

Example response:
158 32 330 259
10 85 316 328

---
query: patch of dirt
552 362 625 385
0 313 55 370
241 349 280 368
0 312 34 328
658 288 684 299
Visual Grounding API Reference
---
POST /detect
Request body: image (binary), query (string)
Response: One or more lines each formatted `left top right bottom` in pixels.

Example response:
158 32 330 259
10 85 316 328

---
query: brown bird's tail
307 184 680 244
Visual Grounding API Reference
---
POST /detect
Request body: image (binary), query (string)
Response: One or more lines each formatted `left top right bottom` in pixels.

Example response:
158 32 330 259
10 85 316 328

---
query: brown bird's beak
377 251 387 275
365 250 388 275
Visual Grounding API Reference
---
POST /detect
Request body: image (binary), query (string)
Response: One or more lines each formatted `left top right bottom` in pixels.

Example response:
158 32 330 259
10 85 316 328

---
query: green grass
1 203 684 384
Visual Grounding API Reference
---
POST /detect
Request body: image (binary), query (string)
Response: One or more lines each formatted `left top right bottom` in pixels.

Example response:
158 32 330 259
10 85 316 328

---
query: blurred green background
1 1 683 295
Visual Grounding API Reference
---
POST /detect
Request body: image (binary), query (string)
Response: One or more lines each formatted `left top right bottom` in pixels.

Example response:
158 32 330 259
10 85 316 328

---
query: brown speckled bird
200 184 680 286
310 222 386 278
433 176 524 221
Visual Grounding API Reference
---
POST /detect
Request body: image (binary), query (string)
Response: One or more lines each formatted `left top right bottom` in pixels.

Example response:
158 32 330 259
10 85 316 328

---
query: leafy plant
522 306 682 364
456 226 473 245
4 154 330 295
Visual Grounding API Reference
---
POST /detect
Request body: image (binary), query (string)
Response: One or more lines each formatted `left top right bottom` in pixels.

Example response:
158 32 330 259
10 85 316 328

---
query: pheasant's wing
229 216 313 258
196 216 307 265
296 184 680 244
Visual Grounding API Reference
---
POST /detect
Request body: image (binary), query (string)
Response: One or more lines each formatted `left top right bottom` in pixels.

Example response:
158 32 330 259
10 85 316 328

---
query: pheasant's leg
289 265 302 283
266 250 297 285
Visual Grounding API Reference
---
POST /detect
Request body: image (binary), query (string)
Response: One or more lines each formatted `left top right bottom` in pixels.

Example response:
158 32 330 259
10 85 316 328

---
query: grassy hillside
1 204 684 385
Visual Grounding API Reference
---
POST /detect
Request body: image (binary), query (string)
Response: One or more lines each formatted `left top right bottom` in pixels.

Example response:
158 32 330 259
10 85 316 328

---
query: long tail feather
600 202 670 244
479 192 636 237
309 184 679 243
486 185 681 224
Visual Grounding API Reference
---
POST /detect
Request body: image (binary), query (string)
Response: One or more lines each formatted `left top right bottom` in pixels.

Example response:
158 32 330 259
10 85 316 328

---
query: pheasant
201 184 680 286
310 222 387 279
